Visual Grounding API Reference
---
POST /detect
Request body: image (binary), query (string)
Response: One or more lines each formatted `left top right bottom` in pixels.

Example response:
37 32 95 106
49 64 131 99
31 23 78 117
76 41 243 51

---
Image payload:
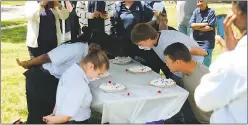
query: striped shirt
76 1 115 35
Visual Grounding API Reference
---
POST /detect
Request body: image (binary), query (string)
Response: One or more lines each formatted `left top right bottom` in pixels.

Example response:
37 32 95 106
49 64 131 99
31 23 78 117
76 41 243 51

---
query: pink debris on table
157 90 161 94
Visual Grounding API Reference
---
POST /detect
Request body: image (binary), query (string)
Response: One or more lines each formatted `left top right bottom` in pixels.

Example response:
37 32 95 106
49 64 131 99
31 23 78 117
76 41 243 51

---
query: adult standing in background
145 1 166 21
65 1 81 40
76 1 115 35
176 1 197 36
195 1 247 123
113 1 154 38
189 0 217 67
25 1 69 59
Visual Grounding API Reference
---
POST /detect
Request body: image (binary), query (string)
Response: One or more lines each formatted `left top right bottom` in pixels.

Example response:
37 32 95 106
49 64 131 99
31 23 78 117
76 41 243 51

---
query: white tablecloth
89 61 189 123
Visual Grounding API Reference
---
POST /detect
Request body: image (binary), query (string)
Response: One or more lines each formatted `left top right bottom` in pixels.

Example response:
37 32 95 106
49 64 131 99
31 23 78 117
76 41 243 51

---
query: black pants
28 40 57 59
69 12 80 41
24 67 59 124
167 74 200 124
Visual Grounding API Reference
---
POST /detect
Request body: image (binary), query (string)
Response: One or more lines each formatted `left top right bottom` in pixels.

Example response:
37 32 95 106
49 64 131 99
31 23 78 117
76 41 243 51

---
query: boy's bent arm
16 54 51 69
189 47 208 56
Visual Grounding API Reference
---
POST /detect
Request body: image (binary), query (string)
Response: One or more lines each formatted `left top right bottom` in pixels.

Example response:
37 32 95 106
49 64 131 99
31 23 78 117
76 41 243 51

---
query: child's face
85 62 107 79
136 39 154 51
164 56 182 72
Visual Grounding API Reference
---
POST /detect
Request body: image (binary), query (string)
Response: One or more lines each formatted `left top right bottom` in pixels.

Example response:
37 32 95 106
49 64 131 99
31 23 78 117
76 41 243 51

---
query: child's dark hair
163 42 191 62
83 43 109 70
131 23 158 44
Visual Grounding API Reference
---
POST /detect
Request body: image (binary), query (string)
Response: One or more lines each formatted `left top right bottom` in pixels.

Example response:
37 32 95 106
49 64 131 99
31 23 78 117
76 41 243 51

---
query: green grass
1 26 27 44
1 26 29 123
1 18 27 27
1 5 231 124
1 1 25 6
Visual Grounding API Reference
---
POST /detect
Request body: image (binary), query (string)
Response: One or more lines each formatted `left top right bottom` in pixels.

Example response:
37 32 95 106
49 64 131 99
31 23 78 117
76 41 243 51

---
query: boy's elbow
64 116 71 121
60 116 71 123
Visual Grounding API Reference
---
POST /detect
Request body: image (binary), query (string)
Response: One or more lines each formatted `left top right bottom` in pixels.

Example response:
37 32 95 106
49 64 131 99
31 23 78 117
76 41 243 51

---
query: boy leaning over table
163 42 212 124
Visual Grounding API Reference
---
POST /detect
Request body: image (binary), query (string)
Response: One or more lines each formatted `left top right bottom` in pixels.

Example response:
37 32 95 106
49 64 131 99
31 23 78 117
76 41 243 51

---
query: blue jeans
203 49 213 67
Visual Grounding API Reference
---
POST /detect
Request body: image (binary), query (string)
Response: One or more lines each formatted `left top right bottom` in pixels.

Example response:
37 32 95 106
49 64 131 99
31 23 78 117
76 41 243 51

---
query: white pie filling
149 78 176 87
99 82 126 92
128 66 152 73
111 57 132 64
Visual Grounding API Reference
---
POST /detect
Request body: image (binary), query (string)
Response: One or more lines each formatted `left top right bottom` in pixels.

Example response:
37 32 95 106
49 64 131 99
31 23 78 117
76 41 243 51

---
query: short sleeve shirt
42 42 89 79
182 62 212 123
55 63 92 121
152 30 204 77
189 7 217 49
153 30 204 64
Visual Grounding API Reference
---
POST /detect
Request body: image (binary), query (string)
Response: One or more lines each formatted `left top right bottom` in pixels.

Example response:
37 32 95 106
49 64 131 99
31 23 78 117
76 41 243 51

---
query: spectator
145 1 166 21
113 1 163 72
189 0 217 67
163 42 212 124
76 1 115 35
112 1 178 79
65 1 81 40
25 1 69 59
194 1 247 123
113 1 153 38
176 1 197 36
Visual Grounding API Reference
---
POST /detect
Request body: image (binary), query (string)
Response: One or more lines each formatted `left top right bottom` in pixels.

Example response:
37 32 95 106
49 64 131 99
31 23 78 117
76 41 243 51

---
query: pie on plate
149 78 176 88
98 81 126 92
110 57 132 65
89 77 100 82
127 66 152 73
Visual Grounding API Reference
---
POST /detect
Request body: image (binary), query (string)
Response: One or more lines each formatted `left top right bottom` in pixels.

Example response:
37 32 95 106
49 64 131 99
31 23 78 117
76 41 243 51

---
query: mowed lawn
1 1 25 6
1 3 231 123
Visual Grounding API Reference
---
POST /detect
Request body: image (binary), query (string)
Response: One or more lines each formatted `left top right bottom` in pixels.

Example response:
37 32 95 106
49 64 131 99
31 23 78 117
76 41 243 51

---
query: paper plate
148 78 176 88
98 83 126 93
110 57 132 65
128 66 152 73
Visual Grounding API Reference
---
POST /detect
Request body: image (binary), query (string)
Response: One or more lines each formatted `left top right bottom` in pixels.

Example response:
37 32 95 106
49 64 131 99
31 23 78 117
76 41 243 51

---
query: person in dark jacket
67 1 81 40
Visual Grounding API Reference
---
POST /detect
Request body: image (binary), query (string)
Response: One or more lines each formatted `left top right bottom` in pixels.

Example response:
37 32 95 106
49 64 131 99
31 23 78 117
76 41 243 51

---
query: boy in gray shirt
163 42 212 123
